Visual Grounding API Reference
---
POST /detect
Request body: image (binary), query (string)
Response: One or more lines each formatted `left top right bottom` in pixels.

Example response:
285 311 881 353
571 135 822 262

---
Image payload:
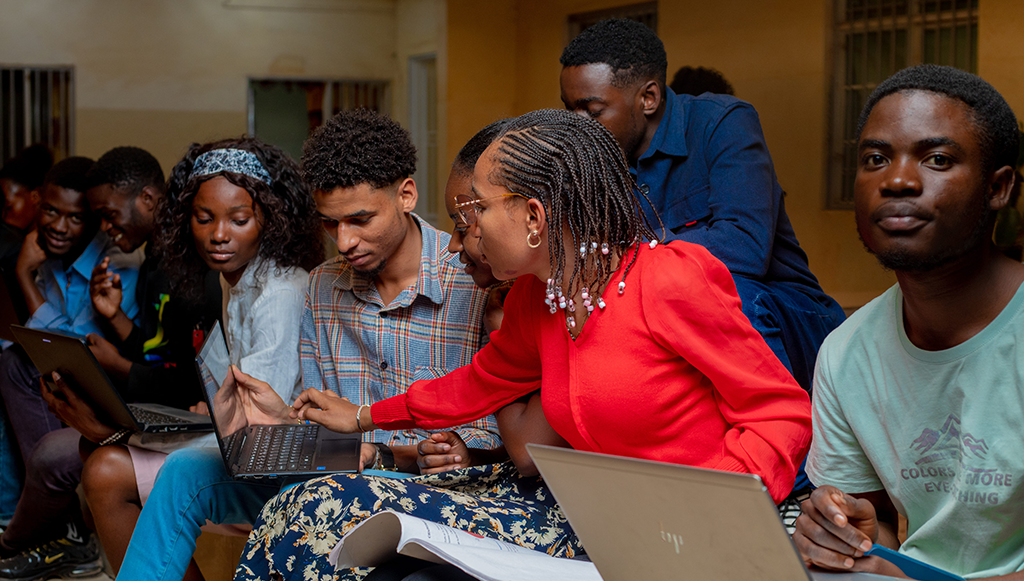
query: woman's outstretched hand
291 388 375 434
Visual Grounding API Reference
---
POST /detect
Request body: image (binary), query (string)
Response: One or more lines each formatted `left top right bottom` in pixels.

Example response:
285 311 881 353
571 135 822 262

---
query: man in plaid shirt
294 108 501 470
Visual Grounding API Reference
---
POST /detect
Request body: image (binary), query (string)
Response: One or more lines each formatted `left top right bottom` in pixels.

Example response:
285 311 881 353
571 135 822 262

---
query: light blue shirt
26 230 141 338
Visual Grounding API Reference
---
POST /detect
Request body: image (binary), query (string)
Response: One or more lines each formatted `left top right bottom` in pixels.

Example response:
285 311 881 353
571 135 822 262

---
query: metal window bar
0 66 73 164
828 0 976 208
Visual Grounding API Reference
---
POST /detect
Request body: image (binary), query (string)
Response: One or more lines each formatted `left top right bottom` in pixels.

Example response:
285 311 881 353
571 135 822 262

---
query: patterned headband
189 148 272 185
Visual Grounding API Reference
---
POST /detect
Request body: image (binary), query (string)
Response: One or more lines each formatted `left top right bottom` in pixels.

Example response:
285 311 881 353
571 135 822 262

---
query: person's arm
673 103 780 278
492 392 568 476
369 278 545 432
642 245 811 503
106 254 141 324
90 257 136 342
15 230 48 316
293 278 544 434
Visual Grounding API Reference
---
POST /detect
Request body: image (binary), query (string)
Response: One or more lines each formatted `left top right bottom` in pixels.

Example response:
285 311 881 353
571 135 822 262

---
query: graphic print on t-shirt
903 414 1011 506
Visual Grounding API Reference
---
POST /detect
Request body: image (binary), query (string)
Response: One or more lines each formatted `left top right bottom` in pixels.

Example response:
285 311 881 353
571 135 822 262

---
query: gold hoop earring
527 230 541 249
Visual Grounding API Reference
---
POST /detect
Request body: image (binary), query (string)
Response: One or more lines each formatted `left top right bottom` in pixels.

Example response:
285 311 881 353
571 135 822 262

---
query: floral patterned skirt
235 461 582 581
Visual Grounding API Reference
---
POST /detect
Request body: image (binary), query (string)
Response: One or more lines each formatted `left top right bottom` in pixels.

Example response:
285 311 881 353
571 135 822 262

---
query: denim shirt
634 88 824 293
26 230 141 337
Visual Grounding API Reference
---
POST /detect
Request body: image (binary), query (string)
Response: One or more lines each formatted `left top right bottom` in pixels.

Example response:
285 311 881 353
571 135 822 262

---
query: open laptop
195 320 361 480
11 325 214 433
528 445 896 581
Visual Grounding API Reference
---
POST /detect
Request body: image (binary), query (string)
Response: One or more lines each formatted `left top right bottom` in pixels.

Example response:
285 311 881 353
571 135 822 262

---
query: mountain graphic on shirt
910 413 989 466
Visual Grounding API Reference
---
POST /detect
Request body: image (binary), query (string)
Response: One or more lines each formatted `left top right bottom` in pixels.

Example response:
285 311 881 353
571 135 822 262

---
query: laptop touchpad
315 437 361 472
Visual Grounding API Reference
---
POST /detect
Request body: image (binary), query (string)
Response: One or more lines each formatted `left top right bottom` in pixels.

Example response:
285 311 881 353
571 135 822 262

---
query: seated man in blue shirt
558 19 845 403
0 156 139 572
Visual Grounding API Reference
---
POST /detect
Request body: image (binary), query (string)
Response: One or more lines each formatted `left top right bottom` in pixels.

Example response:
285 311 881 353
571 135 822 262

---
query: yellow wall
445 0 1024 307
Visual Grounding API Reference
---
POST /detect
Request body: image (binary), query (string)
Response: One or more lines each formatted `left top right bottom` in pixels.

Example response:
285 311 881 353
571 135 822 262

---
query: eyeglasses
454 192 529 225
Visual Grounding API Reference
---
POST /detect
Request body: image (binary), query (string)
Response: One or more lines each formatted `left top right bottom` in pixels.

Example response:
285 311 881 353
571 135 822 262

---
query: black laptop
195 320 361 480
12 325 214 433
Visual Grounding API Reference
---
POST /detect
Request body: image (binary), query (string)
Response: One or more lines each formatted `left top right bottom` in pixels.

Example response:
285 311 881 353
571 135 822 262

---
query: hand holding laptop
41 371 119 444
228 366 295 425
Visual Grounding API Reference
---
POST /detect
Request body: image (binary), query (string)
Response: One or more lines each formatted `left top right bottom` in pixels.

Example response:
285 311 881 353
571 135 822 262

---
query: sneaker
0 534 102 581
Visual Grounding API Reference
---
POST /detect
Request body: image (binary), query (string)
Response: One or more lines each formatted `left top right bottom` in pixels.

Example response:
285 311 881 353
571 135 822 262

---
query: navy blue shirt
634 88 825 294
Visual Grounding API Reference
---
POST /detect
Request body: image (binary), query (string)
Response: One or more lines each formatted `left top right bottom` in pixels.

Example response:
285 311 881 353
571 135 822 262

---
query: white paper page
332 511 537 568
418 544 602 581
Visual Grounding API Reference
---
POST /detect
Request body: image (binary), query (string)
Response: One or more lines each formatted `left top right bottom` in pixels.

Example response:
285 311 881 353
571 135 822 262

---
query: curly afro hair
157 136 325 304
301 109 417 192
857 65 1019 173
560 18 667 88
86 146 165 197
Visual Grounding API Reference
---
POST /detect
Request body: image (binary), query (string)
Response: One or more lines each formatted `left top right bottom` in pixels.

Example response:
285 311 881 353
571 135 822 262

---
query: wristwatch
373 443 396 471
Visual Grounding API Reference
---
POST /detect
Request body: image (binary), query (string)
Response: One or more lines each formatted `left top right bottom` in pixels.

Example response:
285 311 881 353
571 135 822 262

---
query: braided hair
158 136 325 304
488 109 660 305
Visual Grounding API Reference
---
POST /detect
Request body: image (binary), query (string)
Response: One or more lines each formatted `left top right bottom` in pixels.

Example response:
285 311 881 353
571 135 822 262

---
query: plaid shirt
296 215 501 449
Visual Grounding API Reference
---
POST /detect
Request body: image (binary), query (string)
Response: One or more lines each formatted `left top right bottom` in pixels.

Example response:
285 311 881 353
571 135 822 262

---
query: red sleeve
642 244 811 502
371 276 543 431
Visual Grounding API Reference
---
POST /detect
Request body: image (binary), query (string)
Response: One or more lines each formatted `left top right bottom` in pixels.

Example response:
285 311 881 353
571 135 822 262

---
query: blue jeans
116 448 279 581
732 276 846 492
0 391 23 523
0 428 82 552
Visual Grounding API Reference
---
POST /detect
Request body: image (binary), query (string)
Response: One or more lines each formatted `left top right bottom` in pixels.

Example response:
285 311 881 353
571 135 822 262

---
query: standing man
558 19 845 400
794 65 1024 579
113 109 501 581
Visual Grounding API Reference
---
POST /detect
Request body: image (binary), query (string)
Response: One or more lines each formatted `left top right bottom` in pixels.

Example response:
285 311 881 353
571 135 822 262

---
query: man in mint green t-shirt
793 65 1024 580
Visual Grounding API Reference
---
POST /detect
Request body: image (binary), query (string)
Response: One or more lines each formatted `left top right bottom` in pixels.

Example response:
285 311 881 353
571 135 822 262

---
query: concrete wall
445 0 1024 308
0 0 398 174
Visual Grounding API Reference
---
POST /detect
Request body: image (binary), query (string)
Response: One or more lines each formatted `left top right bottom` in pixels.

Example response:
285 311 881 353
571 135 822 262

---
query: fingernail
844 558 854 568
52 371 61 381
305 420 310 425
860 540 872 552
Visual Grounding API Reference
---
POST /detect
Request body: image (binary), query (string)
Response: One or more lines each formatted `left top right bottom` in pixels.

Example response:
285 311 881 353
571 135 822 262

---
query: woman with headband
237 110 812 580
82 136 324 577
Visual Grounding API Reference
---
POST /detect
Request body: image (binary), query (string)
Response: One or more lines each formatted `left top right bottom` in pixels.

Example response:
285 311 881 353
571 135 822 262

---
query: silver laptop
11 325 214 433
527 445 893 581
195 321 361 480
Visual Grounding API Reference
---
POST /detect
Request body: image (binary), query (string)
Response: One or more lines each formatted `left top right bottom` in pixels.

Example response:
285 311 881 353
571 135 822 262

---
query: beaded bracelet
99 428 132 447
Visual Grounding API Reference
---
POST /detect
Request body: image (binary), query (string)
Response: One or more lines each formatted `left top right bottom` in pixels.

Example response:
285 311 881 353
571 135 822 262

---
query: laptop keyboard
246 424 318 473
129 405 192 425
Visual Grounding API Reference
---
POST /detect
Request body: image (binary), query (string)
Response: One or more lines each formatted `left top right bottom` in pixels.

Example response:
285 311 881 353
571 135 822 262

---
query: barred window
1 66 74 163
567 2 657 41
247 79 390 163
826 0 977 209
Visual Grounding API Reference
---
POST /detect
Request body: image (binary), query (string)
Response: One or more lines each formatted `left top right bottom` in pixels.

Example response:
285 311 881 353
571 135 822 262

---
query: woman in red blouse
294 109 811 502
239 109 811 581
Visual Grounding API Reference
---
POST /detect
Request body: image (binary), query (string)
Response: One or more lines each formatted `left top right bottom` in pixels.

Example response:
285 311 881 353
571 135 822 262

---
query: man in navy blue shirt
559 19 845 399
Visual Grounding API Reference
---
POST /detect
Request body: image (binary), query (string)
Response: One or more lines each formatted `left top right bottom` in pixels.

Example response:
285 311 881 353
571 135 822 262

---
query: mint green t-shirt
806 281 1024 579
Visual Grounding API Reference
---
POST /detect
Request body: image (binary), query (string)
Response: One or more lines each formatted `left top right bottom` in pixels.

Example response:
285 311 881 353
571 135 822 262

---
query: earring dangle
527 230 542 249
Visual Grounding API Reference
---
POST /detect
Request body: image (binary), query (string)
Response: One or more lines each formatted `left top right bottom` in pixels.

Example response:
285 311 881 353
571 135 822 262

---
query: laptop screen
195 321 245 453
